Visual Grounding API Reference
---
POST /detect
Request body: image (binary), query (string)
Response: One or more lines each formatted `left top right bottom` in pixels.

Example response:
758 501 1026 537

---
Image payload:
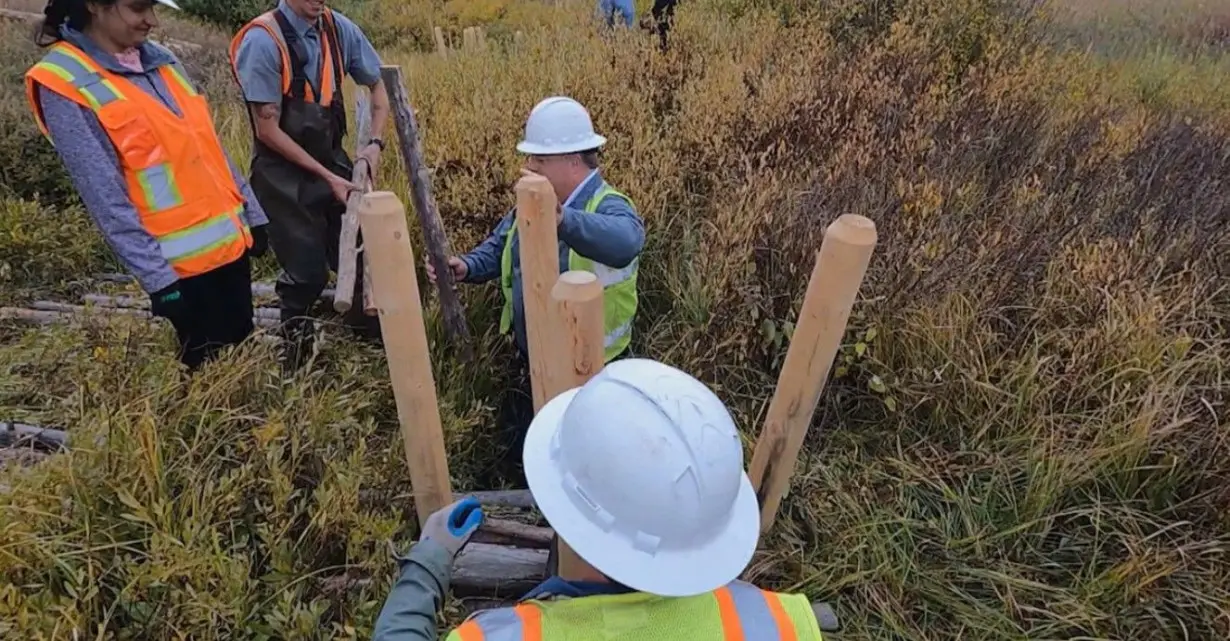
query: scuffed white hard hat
516 96 607 156
155 0 182 9
523 358 761 597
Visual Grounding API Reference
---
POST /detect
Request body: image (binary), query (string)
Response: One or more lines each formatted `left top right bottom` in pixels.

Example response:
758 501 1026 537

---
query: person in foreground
25 0 268 372
229 0 390 369
371 358 830 640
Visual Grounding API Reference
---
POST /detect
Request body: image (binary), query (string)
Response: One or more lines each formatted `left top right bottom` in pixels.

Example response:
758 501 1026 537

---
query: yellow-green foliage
1 0 1229 639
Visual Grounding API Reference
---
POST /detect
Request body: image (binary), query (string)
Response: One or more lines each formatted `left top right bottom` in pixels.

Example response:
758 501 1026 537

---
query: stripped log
0 421 67 449
473 518 553 549
1 307 284 345
747 214 877 533
359 191 454 525
514 175 564 412
433 26 448 56
80 294 280 320
466 489 535 509
333 90 374 314
381 65 473 362
29 301 280 329
91 275 335 303
547 271 606 578
453 542 547 597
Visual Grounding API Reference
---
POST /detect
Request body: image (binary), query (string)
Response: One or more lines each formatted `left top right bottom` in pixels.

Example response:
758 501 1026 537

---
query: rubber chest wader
242 10 376 367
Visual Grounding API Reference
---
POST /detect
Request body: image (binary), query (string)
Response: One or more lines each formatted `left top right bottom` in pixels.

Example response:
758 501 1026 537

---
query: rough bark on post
515 175 565 412
334 91 374 314
358 191 454 526
747 214 877 533
380 65 473 361
547 270 606 579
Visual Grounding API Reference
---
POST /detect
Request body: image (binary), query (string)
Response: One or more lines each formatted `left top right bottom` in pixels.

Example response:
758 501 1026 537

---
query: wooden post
547 270 605 579
463 27 475 51
381 65 474 361
358 191 454 527
433 26 448 56
476 27 487 51
333 90 374 314
747 214 877 533
514 174 564 412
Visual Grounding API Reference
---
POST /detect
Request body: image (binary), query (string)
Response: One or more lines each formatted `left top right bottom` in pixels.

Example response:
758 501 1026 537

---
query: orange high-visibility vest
447 581 825 641
228 9 344 106
25 41 251 279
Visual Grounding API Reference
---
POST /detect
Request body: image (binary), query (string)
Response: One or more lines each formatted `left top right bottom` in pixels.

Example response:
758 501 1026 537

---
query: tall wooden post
381 65 474 361
358 191 454 527
747 214 877 533
515 174 564 412
548 270 605 579
433 26 448 56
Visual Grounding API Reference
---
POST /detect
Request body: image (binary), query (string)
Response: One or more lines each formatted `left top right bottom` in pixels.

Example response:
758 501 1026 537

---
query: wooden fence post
381 65 474 361
747 214 877 533
334 90 374 314
358 191 454 527
514 174 564 412
547 270 605 579
434 26 448 56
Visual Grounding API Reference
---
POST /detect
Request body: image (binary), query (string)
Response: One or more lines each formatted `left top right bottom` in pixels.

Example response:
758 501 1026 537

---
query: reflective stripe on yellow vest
446 581 824 641
25 42 250 279
498 183 639 362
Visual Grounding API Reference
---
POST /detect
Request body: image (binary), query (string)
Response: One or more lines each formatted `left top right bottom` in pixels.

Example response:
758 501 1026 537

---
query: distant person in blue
228 0 390 371
599 0 635 28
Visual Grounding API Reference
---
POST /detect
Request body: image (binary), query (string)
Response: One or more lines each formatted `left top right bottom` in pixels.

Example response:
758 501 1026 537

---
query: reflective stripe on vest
446 582 821 641
498 182 639 362
25 42 250 279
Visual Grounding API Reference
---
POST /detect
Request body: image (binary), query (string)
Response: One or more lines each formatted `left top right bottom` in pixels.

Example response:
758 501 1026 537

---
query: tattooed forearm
254 103 281 121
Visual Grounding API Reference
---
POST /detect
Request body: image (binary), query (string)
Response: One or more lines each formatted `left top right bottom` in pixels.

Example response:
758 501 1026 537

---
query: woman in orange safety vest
25 0 269 371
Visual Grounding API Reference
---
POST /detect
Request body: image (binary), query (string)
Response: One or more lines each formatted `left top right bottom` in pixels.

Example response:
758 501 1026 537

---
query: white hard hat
523 359 761 597
515 96 608 156
155 0 182 9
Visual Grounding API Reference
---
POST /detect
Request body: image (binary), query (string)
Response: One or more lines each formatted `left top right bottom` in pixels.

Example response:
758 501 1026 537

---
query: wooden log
452 542 547 597
547 270 607 578
463 26 475 51
466 489 536 509
515 175 564 412
0 307 284 345
358 191 454 526
334 90 375 314
90 275 335 303
0 421 67 448
433 25 448 56
474 517 553 549
80 294 280 320
747 214 877 533
381 65 474 361
29 301 280 329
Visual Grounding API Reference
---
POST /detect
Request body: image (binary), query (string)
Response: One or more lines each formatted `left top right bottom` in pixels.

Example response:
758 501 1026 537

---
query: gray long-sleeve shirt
32 26 267 294
460 169 645 355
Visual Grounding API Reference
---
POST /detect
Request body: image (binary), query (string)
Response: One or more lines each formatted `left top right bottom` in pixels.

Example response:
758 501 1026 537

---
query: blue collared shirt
231 0 383 104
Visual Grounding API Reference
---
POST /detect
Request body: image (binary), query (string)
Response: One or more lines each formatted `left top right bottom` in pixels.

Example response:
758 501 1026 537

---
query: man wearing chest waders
229 0 389 371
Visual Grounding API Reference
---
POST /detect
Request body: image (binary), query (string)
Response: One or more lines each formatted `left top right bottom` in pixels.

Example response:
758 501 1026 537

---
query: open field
1 0 1228 639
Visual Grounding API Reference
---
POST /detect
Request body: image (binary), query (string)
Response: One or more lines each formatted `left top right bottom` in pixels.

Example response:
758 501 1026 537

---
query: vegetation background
1 0 1228 638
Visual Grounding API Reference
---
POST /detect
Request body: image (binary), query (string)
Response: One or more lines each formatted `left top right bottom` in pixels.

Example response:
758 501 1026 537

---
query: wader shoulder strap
320 9 348 138
272 9 310 101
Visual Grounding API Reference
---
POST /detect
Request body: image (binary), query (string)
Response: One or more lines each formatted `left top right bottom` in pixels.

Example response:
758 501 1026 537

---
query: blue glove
421 496 484 558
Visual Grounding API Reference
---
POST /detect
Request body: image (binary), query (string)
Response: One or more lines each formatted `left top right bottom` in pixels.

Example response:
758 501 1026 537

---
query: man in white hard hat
427 96 646 481
371 358 836 640
426 96 645 366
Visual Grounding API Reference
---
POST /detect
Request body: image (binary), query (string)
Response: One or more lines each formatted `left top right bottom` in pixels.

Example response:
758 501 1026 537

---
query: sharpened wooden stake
358 191 454 526
515 175 564 412
433 26 447 56
334 90 375 314
748 214 877 533
547 270 605 579
381 65 474 361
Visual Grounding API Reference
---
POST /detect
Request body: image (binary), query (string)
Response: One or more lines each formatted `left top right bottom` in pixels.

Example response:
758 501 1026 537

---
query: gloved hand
250 224 269 258
421 496 484 558
149 282 188 326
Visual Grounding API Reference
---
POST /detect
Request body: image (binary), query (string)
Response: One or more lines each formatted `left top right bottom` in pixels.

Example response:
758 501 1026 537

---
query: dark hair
580 148 600 170
36 0 115 46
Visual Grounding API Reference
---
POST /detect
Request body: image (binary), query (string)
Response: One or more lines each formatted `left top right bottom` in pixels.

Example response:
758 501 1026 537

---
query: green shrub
0 198 112 303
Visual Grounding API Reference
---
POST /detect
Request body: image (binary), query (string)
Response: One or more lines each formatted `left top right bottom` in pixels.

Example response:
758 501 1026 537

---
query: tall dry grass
1 0 1228 638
